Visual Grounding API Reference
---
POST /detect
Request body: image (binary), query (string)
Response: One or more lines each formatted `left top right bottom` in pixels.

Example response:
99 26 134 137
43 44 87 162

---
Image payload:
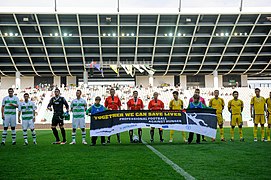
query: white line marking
142 140 196 180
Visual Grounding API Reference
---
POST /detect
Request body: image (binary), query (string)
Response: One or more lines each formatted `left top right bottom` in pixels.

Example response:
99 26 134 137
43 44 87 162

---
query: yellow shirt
266 98 271 114
228 99 244 115
209 97 225 114
169 99 183 110
250 96 266 115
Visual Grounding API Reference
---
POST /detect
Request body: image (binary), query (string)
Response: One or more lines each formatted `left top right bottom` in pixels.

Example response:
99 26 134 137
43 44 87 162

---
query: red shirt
127 98 144 110
104 96 121 110
148 99 164 110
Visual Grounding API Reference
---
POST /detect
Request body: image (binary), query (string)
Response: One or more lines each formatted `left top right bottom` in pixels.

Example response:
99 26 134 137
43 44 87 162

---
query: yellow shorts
254 115 265 125
231 114 242 126
216 114 223 125
268 115 271 125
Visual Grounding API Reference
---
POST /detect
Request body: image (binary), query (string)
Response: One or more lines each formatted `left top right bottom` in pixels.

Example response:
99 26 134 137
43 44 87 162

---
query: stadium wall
205 75 214 87
241 75 248 87
21 77 34 89
1 77 15 89
53 76 61 87
66 76 76 86
180 75 187 89
1 76 34 89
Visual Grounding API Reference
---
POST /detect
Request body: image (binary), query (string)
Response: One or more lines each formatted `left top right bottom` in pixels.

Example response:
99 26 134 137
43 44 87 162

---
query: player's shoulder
209 97 215 101
30 100 35 105
239 99 244 103
250 96 255 103
178 99 184 102
159 99 164 103
2 96 8 100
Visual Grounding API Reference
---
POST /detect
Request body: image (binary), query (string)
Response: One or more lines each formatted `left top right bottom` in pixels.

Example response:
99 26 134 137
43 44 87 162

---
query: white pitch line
142 140 196 180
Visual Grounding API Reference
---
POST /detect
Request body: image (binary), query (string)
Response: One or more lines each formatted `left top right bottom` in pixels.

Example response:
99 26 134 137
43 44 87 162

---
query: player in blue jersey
86 96 107 146
187 94 208 144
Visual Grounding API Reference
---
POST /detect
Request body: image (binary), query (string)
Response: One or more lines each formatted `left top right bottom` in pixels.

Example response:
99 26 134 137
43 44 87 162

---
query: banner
110 65 119 74
133 64 144 73
90 109 217 138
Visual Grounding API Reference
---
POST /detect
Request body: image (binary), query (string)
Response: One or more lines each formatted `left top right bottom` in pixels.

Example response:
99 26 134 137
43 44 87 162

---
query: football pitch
0 127 270 180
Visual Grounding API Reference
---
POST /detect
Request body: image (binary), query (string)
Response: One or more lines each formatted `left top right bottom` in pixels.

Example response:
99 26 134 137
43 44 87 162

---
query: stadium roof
0 0 271 77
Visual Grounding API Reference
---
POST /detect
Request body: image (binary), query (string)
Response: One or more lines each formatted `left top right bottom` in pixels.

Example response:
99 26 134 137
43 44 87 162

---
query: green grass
0 128 270 179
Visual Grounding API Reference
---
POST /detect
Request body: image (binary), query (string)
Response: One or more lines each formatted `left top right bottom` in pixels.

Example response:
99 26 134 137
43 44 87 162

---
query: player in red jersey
127 90 144 143
148 92 164 143
104 88 121 143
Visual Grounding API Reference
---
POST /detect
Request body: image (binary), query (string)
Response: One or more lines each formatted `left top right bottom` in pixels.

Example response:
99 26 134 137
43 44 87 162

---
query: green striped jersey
71 98 87 120
18 101 37 121
2 96 20 116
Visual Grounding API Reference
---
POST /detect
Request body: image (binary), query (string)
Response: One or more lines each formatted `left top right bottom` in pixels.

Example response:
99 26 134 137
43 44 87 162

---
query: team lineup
1 87 271 146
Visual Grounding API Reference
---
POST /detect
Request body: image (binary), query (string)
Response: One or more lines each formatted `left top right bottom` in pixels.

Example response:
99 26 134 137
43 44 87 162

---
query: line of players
1 87 271 145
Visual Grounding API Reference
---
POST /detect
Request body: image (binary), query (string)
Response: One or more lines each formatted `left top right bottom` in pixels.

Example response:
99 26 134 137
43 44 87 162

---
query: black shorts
51 114 64 126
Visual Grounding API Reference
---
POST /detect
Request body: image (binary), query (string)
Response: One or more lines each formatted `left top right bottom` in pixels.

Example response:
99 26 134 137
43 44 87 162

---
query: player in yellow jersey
169 91 187 143
265 92 271 141
209 90 225 141
228 91 244 142
250 88 267 142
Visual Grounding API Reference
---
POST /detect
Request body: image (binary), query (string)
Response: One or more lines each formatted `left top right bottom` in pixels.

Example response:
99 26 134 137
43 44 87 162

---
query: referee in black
47 88 69 144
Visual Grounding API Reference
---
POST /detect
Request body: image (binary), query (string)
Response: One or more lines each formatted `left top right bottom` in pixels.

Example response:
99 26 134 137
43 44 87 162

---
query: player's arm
140 99 144 110
84 102 87 111
202 98 206 106
222 99 225 110
266 99 269 117
10 100 18 107
104 98 108 108
208 99 212 107
33 102 37 122
148 101 152 110
169 100 173 110
63 98 69 112
86 107 92 115
161 101 164 110
250 98 254 118
70 100 74 111
1 105 4 120
264 99 267 113
228 101 231 113
241 100 244 112
47 98 53 111
127 100 131 110
250 104 254 118
18 104 21 123
32 109 36 122
118 98 121 110
18 111 21 123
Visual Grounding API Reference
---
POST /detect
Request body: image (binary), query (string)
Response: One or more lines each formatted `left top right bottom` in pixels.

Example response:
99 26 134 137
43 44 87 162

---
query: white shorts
3 115 16 127
22 120 35 130
72 118 85 129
